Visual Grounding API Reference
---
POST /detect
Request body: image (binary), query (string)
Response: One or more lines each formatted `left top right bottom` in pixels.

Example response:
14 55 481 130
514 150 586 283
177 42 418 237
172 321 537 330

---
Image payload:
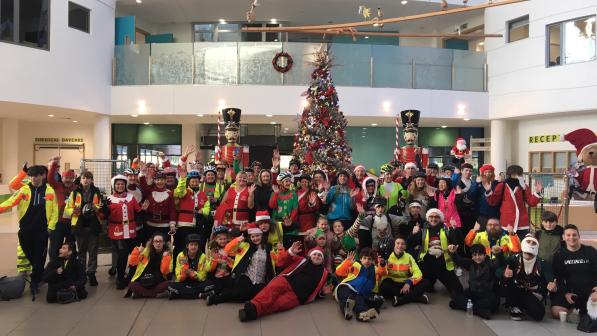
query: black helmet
372 197 387 207
185 234 202 245
377 237 394 260
212 226 230 236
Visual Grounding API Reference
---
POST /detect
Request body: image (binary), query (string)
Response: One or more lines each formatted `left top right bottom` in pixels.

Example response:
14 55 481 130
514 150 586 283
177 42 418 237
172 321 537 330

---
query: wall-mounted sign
528 134 561 143
35 137 84 143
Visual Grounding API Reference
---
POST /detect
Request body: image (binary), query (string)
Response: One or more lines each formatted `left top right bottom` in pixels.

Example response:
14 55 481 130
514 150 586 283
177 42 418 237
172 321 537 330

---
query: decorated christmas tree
292 46 352 172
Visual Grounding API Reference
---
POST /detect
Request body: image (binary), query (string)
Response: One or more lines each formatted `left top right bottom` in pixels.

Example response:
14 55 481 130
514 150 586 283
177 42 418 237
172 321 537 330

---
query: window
194 22 282 42
0 0 49 49
68 2 90 33
547 16 596 67
529 151 576 173
508 15 529 43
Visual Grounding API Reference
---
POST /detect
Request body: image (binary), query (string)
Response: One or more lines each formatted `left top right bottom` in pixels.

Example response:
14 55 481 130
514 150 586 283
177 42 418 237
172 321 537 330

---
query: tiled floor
0 212 588 336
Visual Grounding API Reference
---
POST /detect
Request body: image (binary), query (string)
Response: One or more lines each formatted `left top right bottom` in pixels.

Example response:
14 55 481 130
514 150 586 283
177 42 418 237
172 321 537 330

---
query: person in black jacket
448 243 504 319
249 169 273 220
42 242 87 303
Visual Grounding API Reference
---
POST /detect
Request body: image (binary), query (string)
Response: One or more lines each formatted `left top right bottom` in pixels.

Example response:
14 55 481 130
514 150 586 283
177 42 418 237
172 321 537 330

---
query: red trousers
251 276 300 317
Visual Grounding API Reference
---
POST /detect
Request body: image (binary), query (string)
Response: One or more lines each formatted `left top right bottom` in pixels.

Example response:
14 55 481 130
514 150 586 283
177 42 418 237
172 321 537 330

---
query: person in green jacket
378 164 408 214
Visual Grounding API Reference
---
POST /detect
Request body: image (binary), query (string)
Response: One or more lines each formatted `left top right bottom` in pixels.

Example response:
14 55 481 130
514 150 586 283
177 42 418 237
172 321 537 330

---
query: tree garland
272 52 293 73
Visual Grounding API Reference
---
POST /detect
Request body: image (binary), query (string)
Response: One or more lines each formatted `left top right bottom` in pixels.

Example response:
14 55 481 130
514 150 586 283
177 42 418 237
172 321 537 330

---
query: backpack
0 274 26 300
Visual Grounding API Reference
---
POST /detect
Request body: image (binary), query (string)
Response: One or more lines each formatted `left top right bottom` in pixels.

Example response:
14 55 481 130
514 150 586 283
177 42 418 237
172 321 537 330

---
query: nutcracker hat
308 247 324 258
400 109 421 133
563 128 597 159
247 223 262 235
221 108 242 131
111 174 128 190
255 210 271 223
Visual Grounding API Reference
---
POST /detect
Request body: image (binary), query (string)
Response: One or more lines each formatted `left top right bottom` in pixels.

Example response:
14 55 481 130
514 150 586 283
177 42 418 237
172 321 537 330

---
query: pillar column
93 115 110 159
490 119 510 175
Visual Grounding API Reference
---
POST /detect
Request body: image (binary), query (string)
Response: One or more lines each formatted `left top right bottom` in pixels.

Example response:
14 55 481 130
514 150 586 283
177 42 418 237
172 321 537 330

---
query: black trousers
358 229 372 249
450 289 497 316
168 280 215 299
49 220 74 260
336 285 370 314
419 256 463 294
18 227 48 285
379 278 429 303
212 275 264 304
111 239 135 281
504 285 545 321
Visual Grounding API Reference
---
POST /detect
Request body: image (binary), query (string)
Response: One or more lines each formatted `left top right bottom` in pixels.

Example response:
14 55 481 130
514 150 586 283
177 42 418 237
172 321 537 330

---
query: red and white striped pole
394 115 400 161
215 110 222 161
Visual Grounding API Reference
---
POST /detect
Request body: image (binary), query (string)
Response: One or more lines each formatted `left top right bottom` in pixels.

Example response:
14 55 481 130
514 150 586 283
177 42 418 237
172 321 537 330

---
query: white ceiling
116 0 484 32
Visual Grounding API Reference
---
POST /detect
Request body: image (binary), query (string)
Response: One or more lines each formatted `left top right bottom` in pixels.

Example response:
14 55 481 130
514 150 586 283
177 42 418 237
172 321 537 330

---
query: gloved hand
22 162 28 173
428 246 443 258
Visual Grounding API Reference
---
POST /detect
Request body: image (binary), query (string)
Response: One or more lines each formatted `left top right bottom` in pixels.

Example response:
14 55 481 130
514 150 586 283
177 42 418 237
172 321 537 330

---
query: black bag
0 274 26 300
168 282 214 300
139 273 158 288
56 288 78 304
578 314 597 333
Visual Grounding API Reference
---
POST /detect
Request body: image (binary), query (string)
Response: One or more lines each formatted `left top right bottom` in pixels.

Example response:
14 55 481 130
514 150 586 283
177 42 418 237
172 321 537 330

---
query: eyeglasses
153 240 164 243
428 215 440 219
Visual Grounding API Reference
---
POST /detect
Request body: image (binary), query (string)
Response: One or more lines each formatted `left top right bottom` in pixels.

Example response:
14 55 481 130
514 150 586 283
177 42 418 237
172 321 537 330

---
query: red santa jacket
106 193 141 240
486 182 541 232
577 166 597 194
144 185 176 228
297 188 321 234
174 179 210 228
48 162 77 220
275 249 329 304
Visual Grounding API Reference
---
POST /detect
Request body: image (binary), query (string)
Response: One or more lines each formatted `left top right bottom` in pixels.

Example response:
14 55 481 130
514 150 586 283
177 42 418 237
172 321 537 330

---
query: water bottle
466 299 474 317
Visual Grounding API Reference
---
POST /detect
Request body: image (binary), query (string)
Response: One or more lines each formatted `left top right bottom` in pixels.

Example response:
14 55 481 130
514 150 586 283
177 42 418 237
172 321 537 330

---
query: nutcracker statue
394 109 428 170
214 108 249 180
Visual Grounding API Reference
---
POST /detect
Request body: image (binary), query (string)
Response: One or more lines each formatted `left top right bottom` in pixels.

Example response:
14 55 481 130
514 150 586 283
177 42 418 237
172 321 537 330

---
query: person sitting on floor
42 242 87 303
127 232 173 298
334 248 385 322
448 243 504 319
239 242 332 322
168 234 214 300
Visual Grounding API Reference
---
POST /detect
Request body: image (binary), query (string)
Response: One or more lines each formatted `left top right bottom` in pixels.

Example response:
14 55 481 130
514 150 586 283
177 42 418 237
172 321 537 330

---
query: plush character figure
450 137 470 168
394 110 428 170
563 128 597 212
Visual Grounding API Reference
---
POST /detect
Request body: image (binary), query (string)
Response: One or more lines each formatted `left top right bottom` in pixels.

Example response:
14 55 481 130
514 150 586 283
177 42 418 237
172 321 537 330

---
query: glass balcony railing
114 42 487 92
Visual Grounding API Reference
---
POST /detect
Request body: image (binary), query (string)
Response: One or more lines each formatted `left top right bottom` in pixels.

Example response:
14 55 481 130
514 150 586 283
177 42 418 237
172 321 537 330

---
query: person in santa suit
395 110 429 171
214 171 252 230
563 128 597 211
123 167 145 243
450 137 470 168
238 242 331 322
173 168 210 258
296 174 321 236
142 171 177 241
485 165 543 240
106 175 148 289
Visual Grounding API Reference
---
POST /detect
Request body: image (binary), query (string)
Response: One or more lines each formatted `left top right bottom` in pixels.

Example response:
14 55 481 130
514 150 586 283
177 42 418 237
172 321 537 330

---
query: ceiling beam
276 29 502 39
241 0 528 32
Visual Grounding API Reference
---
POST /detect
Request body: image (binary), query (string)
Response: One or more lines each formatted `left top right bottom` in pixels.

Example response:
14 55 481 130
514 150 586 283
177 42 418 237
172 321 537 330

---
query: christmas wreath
272 52 293 73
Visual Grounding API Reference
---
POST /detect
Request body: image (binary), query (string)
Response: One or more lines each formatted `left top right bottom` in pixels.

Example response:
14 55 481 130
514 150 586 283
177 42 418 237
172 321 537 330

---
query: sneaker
238 309 248 322
206 294 216 306
367 308 378 320
392 296 401 307
417 294 430 304
510 307 523 321
88 274 98 287
198 290 215 299
356 311 370 322
344 299 356 320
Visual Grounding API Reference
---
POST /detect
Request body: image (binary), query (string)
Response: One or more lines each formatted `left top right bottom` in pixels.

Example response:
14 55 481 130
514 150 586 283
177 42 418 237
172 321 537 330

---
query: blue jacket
345 263 376 296
476 181 500 218
326 185 353 221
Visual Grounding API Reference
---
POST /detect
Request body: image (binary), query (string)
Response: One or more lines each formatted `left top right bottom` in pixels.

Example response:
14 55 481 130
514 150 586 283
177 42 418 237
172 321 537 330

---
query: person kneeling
127 232 172 298
239 242 331 321
334 248 384 322
448 243 504 319
379 236 430 307
43 242 87 303
168 234 214 299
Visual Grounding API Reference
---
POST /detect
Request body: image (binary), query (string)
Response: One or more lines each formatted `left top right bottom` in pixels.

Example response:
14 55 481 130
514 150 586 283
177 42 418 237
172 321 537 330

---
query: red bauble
305 151 314 165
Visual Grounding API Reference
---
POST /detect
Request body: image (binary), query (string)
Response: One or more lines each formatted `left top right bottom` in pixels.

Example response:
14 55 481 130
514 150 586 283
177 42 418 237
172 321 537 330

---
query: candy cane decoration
394 115 400 161
215 110 222 161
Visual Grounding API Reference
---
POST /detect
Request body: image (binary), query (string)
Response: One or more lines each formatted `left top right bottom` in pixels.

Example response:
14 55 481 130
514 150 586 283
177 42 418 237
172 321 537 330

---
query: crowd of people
0 147 596 331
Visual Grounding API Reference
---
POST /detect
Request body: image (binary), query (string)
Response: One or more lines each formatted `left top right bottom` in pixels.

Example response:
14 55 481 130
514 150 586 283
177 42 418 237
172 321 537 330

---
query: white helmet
111 174 128 191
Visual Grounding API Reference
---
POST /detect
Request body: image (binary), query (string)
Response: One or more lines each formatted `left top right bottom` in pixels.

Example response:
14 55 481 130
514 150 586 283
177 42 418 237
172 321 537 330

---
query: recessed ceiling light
136 0 142 3
132 114 138 118
270 18 278 24
196 114 204 117
274 39 278 42
362 127 367 130
48 114 54 117
72 120 78 123
441 125 447 128
463 118 471 121
362 135 366 138
364 36 369 39
218 100 226 110
371 123 378 126
383 101 391 111
284 127 289 131
270 121 276 124
401 0 408 4
144 122 150 125
478 42 485 46
219 19 227 24
266 114 273 117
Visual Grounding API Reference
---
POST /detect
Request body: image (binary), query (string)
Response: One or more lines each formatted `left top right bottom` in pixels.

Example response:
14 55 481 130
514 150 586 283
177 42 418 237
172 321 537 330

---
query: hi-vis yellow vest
418 227 454 271
0 183 58 230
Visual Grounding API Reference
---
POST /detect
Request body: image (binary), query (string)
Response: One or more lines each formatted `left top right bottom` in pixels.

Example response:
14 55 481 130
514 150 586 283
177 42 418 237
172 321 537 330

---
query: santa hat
456 137 466 143
404 162 418 170
62 170 75 178
255 210 270 223
479 164 495 174
308 247 324 258
564 128 597 159
353 164 366 173
426 208 444 222
247 223 262 235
